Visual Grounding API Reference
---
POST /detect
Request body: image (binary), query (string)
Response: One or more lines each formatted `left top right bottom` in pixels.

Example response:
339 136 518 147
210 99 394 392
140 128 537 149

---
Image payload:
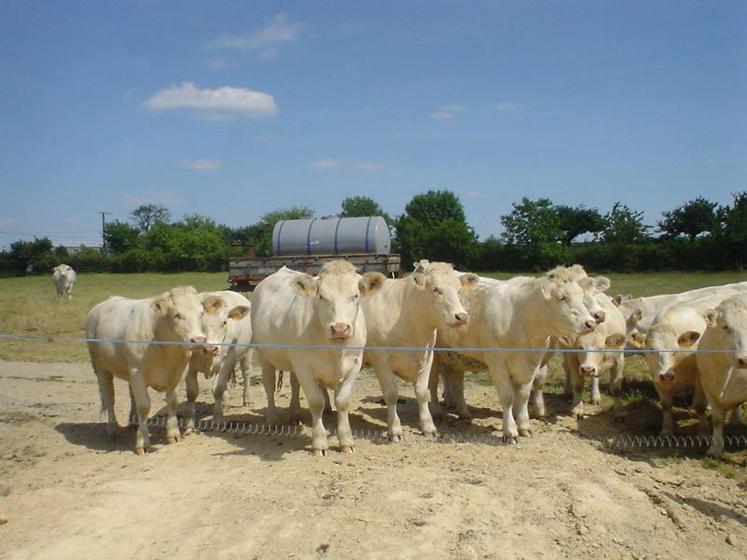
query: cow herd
52 260 747 458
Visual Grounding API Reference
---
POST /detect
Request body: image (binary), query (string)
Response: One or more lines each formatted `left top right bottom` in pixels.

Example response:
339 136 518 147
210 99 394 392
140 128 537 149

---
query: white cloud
122 191 184 206
311 158 384 172
353 161 384 173
210 13 303 55
204 57 238 69
179 158 221 171
311 158 344 171
430 103 464 120
497 100 520 111
143 82 278 119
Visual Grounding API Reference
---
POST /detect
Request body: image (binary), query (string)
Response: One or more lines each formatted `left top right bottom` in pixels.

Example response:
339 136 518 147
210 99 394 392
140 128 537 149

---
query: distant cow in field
52 264 76 300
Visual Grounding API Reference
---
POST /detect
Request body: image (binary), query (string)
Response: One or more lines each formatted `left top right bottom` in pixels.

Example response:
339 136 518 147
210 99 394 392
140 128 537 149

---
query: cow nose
454 312 468 325
737 357 747 369
330 322 352 339
203 345 219 356
660 371 674 383
190 336 207 347
580 366 597 378
583 320 596 332
593 310 606 324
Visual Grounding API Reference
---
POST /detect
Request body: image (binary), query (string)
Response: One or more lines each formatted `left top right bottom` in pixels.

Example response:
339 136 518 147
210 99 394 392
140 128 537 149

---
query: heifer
643 293 732 435
52 264 77 300
429 266 597 442
184 291 252 431
560 293 627 418
251 262 385 455
362 262 478 441
696 295 747 457
86 287 223 454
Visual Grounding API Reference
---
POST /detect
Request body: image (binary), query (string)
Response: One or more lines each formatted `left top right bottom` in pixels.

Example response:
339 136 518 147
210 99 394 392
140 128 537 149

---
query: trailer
228 216 402 291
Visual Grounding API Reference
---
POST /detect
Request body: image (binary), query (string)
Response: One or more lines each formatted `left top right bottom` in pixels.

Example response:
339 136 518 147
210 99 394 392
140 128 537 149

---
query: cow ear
631 308 643 322
612 294 623 307
360 272 386 295
152 297 171 317
540 279 553 300
227 305 250 321
292 274 318 297
202 295 225 314
677 330 701 348
703 309 718 327
460 273 479 289
629 331 647 348
557 336 574 348
605 333 626 349
578 277 594 292
594 276 611 293
410 272 426 291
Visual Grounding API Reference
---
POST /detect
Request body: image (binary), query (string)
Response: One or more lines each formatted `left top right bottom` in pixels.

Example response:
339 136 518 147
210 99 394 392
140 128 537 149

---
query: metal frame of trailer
228 253 402 292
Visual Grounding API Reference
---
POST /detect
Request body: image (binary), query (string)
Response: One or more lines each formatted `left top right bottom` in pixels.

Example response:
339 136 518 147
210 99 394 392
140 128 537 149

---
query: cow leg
609 357 625 418
570 369 586 418
128 386 138 430
165 387 181 444
296 372 328 456
530 365 547 418
513 381 533 437
563 356 573 398
376 365 403 442
129 370 152 454
415 360 437 438
707 405 726 458
659 391 675 436
241 351 252 407
288 373 303 425
428 358 444 419
184 365 199 433
96 368 117 440
448 369 471 420
692 379 709 435
213 352 238 424
260 362 282 425
489 363 518 443
335 374 357 453
590 376 601 405
728 405 742 426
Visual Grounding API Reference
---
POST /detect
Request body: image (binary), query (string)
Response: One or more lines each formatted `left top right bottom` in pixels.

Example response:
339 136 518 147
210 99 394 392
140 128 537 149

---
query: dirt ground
0 360 745 560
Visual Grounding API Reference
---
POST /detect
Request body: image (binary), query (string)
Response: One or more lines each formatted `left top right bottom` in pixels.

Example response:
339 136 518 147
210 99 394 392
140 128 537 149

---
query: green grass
0 272 230 362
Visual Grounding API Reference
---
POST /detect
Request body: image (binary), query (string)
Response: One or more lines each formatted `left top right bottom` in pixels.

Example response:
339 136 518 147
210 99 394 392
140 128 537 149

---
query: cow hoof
183 427 194 436
422 430 438 439
456 411 472 421
502 435 519 445
340 445 354 454
313 448 327 457
289 415 303 427
706 445 722 458
388 433 403 443
167 435 180 445
518 428 532 437
134 447 146 456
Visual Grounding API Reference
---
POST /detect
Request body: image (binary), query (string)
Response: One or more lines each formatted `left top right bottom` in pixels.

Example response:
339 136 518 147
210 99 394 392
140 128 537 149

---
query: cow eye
351 293 359 301
558 295 566 301
722 325 730 332
174 313 184 320
221 320 227 327
433 287 442 295
318 294 326 302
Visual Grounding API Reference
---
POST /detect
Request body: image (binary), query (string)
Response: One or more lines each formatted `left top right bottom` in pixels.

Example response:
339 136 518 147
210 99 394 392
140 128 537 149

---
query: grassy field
0 269 745 363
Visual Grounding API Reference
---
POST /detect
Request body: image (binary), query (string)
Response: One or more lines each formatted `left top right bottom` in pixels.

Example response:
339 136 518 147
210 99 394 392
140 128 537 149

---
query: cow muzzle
582 319 596 333
203 344 220 356
330 322 352 339
579 366 598 378
450 312 469 326
736 356 747 369
593 310 606 324
189 336 207 350
659 371 675 383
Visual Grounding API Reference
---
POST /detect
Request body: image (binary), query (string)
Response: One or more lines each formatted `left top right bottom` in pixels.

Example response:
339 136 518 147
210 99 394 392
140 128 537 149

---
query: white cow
560 293 627 418
428 266 597 442
86 286 222 454
251 262 385 455
697 295 747 457
184 290 252 431
619 281 747 341
362 262 478 441
643 293 735 435
52 264 77 300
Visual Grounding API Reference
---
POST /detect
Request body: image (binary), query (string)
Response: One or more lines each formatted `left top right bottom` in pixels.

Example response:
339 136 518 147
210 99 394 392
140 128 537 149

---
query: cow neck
404 281 439 342
511 280 556 350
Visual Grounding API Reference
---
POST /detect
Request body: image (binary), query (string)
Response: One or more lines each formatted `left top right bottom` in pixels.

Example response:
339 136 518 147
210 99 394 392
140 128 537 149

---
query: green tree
717 191 747 269
339 196 392 223
395 190 477 268
500 197 567 269
103 220 140 254
130 204 171 232
602 202 650 244
8 237 54 275
555 204 605 244
658 197 719 241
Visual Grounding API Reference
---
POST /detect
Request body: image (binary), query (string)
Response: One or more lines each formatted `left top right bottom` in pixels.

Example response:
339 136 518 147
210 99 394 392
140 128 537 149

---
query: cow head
575 332 626 378
292 261 385 340
152 286 214 350
704 297 747 370
412 262 478 328
643 324 701 387
539 266 598 336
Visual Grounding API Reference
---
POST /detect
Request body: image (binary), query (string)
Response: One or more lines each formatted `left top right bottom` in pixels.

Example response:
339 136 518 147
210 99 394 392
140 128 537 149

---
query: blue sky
1 1 745 248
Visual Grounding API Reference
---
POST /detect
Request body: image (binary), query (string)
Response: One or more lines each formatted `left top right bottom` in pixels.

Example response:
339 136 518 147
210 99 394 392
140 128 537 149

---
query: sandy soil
0 359 745 560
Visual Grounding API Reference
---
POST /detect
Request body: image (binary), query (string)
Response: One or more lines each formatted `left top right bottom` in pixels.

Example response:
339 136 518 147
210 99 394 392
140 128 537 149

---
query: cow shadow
665 493 747 527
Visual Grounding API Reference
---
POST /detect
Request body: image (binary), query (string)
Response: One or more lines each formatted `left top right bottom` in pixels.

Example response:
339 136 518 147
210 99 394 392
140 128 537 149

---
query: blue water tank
272 216 391 256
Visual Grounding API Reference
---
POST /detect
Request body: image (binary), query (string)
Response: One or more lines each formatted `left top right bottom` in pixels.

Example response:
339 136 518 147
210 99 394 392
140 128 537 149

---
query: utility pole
100 211 111 250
